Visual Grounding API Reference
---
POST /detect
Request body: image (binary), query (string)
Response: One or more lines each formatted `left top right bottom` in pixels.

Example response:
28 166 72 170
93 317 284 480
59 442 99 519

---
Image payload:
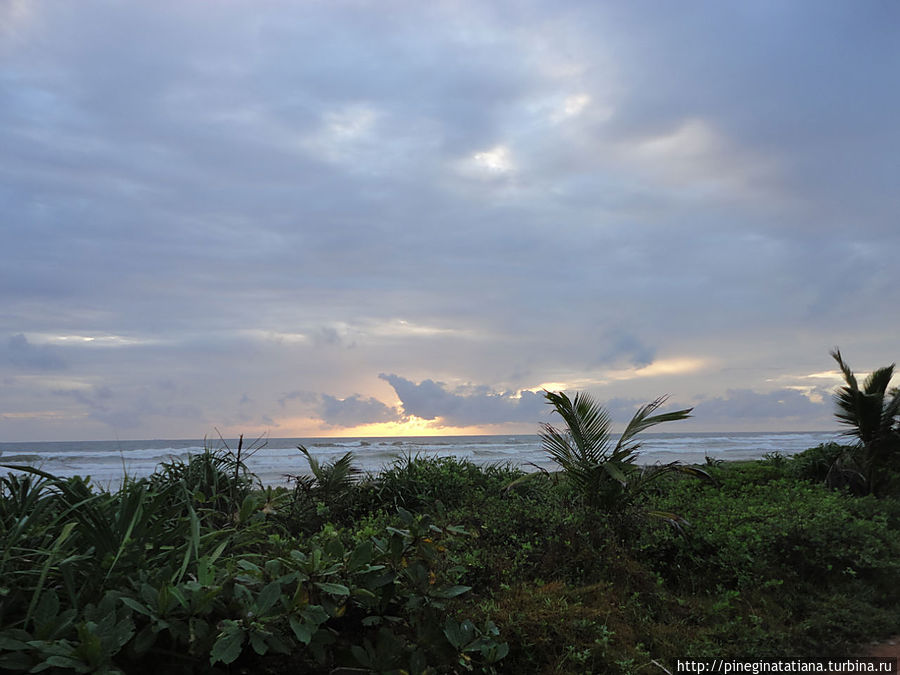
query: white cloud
28 333 155 347
465 144 514 175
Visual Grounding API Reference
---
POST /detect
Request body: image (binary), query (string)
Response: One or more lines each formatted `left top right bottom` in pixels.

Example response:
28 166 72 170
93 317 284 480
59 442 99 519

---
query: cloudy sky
2 1 899 441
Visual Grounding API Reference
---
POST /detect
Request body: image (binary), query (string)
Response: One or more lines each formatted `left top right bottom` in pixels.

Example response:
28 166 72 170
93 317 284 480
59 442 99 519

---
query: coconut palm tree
830 349 900 495
536 390 709 528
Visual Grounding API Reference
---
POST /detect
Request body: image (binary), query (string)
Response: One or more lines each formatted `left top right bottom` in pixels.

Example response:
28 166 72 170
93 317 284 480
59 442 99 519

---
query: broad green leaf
432 585 471 599
482 641 509 663
249 632 268 656
210 625 244 665
0 633 29 650
289 616 312 644
254 581 282 614
120 597 153 617
300 604 329 625
443 618 475 649
314 582 350 596
347 541 373 570
237 559 262 573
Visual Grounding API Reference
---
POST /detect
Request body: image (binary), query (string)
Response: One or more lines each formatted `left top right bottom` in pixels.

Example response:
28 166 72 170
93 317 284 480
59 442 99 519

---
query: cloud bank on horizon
2 1 899 441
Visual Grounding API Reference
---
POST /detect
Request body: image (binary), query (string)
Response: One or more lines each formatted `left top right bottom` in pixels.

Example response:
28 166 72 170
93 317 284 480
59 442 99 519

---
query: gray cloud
597 332 656 369
278 391 319 409
319 394 401 428
379 374 546 427
694 389 828 422
1 1 897 439
52 385 139 430
6 334 66 371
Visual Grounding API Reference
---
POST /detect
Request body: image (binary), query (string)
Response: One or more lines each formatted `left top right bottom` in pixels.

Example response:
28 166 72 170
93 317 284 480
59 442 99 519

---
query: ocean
0 431 843 489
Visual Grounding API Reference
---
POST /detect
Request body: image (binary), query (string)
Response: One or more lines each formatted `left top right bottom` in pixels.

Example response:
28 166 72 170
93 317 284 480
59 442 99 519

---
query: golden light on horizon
325 415 496 438
269 415 495 439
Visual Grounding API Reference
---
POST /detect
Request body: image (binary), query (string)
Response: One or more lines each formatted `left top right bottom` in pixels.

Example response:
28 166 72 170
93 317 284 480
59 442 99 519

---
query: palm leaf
831 350 896 446
298 446 358 495
543 390 613 465
298 445 322 479
324 452 359 492
830 349 900 495
540 389 697 514
863 364 895 397
831 349 858 390
540 391 616 495
616 396 693 455
881 388 900 437
831 349 868 437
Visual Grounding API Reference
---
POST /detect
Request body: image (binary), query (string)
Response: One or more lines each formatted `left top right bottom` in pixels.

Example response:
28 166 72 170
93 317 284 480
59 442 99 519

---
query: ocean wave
0 454 43 463
0 431 840 487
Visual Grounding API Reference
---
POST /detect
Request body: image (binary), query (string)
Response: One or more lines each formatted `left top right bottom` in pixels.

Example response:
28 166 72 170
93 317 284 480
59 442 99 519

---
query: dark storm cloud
379 374 546 427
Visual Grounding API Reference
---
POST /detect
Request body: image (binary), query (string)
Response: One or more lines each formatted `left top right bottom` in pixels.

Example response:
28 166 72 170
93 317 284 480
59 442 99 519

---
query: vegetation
830 349 900 495
1 358 898 673
514 391 711 530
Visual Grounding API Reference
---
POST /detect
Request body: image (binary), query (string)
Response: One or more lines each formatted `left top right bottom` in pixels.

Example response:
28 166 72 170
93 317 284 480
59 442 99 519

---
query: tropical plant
149 435 261 521
283 447 360 533
530 390 709 528
830 349 900 495
367 453 522 512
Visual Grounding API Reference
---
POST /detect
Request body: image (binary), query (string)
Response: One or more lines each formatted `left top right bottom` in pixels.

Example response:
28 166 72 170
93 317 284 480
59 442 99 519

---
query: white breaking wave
0 431 842 489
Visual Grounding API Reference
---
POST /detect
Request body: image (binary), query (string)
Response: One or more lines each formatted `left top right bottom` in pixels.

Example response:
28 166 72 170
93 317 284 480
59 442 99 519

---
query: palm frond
616 396 693 455
830 349 900 495
298 445 322 480
543 390 613 464
882 388 900 436
831 350 869 437
539 423 580 473
325 452 359 491
299 445 357 494
863 364 895 397
540 389 696 515
831 349 859 390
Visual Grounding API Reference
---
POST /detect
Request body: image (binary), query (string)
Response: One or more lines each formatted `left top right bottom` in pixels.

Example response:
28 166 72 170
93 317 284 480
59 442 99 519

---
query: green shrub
789 443 849 482
637 469 900 657
362 453 523 513
0 458 509 674
4 440 900 672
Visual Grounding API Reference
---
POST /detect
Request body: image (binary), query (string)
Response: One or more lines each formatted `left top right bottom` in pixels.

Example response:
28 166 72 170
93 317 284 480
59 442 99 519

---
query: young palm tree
830 349 900 495
538 390 709 527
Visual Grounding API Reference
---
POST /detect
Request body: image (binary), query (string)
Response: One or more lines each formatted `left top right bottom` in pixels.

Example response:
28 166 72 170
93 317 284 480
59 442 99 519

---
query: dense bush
0 453 507 674
3 447 899 673
360 453 524 513
789 442 853 483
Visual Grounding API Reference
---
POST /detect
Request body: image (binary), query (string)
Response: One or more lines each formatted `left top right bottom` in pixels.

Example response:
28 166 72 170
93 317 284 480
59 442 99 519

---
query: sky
2 1 899 442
